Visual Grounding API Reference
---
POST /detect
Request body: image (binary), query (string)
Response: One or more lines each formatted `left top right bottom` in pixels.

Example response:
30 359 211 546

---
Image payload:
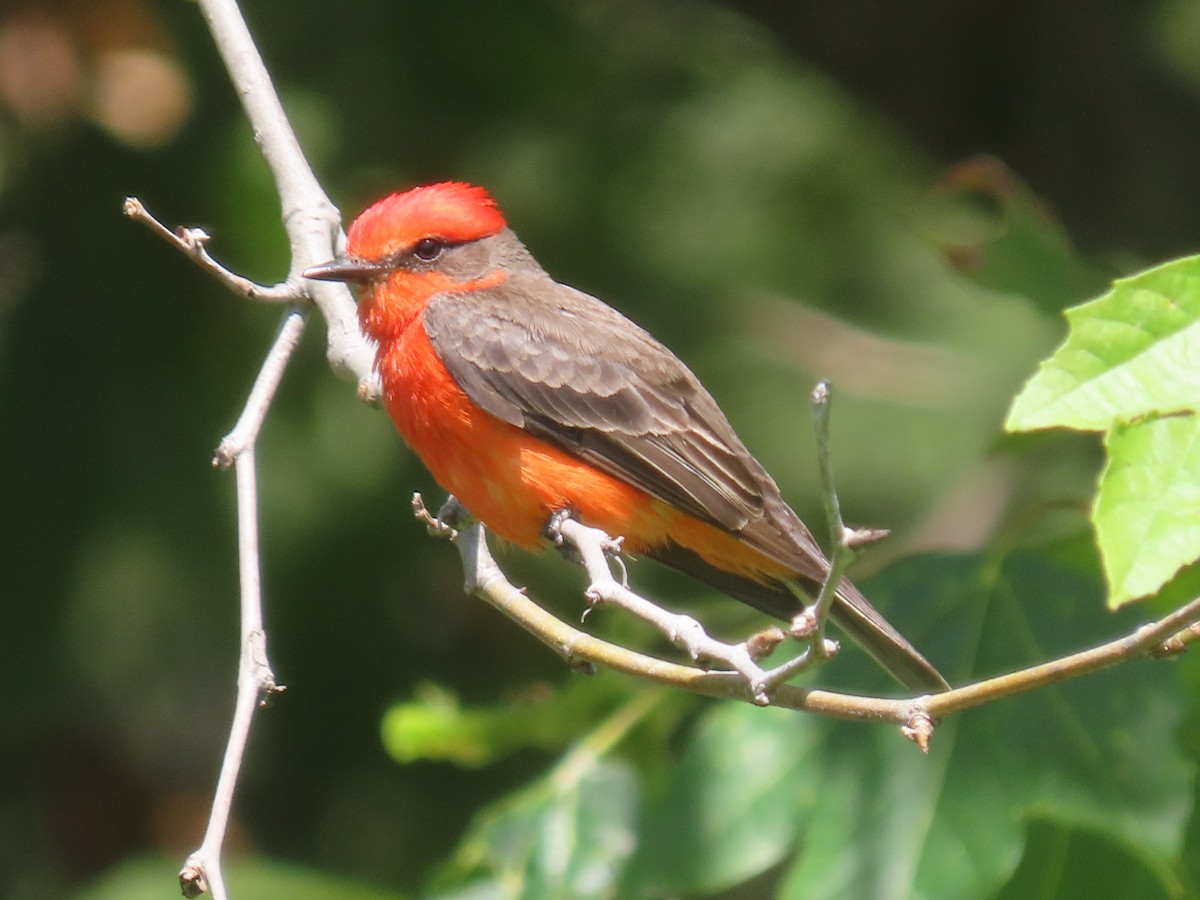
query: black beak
303 255 386 284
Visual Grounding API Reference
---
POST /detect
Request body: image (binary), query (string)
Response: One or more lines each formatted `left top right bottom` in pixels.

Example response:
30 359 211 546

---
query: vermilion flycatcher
306 182 947 693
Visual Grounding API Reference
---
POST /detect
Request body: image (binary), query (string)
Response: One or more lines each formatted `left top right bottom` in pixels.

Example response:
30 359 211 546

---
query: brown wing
421 270 830 584
423 270 948 693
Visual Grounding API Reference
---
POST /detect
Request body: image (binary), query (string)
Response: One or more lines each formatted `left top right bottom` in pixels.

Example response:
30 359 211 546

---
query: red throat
359 269 505 344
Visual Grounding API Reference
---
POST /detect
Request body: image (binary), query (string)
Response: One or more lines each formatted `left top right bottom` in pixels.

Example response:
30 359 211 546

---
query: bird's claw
543 508 575 546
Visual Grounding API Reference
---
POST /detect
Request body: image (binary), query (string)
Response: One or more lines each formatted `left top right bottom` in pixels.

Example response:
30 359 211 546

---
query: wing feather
422 272 823 577
422 270 949 692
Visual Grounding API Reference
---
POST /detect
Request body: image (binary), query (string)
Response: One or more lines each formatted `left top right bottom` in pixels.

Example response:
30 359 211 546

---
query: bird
305 182 948 693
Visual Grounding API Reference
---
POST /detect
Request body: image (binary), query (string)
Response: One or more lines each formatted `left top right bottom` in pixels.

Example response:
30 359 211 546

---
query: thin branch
549 513 852 705
923 592 1200 718
180 449 283 900
185 313 306 895
553 516 777 704
785 380 887 669
1154 620 1200 657
193 0 377 393
417 496 924 722
157 0 378 894
123 198 298 302
806 380 850 632
756 633 839 694
213 308 308 468
415 493 1200 746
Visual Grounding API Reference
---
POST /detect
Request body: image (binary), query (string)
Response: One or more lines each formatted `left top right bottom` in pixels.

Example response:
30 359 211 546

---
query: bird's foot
412 493 473 540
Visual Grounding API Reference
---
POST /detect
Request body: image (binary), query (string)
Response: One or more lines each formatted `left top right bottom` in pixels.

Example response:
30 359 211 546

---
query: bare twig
1153 620 1200 657
160 0 378 893
553 515 853 702
415 497 925 723
416 494 846 703
123 198 299 302
923 593 1200 718
183 310 304 894
806 380 851 630
213 308 308 468
553 516 776 704
191 0 377 394
786 380 883 669
414 493 1200 740
180 449 283 900
755 633 840 694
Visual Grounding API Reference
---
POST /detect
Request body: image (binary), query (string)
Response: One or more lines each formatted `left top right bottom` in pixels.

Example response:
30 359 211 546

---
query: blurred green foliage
4 0 1200 898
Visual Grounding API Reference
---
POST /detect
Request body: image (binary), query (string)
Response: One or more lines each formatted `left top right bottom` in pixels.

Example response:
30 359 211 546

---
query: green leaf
1006 254 1200 432
427 694 659 899
773 552 1190 900
998 821 1179 900
616 552 1189 900
380 677 631 768
428 758 638 900
420 551 1188 900
381 683 505 767
620 703 818 896
1095 414 1200 606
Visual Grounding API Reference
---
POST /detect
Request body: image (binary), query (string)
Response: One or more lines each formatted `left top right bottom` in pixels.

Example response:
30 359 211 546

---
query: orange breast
378 315 673 550
377 311 792 584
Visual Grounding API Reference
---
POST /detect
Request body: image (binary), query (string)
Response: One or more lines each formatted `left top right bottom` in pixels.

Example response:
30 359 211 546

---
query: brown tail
652 543 949 693
823 577 949 693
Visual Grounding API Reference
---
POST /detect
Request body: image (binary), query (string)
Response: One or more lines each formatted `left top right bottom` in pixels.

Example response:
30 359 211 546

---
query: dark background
3 0 1199 897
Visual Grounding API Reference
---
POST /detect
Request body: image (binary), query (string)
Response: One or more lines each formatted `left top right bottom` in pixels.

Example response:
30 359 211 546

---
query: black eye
413 238 444 261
